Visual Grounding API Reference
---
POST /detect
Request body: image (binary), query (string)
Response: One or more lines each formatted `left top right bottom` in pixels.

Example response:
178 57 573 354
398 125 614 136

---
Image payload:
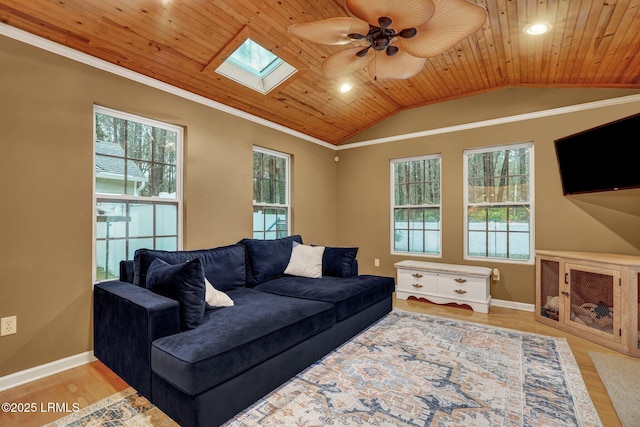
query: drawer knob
412 284 424 288
454 278 467 283
454 289 467 294
412 273 423 279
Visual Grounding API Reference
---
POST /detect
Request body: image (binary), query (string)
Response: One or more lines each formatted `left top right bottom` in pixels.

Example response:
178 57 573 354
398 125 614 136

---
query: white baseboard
0 351 96 392
492 298 535 312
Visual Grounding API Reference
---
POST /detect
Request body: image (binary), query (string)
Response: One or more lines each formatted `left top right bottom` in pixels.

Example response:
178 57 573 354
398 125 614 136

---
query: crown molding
2 23 639 152
0 23 334 150
336 93 640 150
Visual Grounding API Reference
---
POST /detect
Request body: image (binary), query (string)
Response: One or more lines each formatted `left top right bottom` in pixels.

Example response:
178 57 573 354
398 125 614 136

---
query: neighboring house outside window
464 143 534 263
253 147 290 239
94 106 182 281
391 155 442 256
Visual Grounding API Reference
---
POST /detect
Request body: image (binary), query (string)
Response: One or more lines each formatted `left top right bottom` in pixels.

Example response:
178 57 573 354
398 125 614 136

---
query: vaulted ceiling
1 0 639 145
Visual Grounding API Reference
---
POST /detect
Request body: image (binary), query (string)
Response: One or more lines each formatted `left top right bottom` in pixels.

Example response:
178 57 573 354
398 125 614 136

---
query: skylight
216 38 296 95
227 39 282 78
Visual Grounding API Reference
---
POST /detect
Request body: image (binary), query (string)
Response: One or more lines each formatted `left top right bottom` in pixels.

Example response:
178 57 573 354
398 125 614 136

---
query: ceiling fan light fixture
378 16 393 29
356 46 371 57
398 28 418 39
289 0 487 80
523 22 552 35
372 35 391 51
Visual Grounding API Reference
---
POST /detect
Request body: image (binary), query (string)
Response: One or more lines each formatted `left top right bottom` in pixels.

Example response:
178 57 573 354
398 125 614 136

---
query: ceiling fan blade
322 46 374 79
288 17 370 45
367 50 426 80
397 0 487 57
345 0 435 29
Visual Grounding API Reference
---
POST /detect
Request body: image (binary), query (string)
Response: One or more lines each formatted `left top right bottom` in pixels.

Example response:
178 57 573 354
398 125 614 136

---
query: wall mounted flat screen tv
554 112 640 195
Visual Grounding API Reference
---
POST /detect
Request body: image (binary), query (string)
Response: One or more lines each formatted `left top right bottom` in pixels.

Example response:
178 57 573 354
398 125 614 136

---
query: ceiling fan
288 0 487 80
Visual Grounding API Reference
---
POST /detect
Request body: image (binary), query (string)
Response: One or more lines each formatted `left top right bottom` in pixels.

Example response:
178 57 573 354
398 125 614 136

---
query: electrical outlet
374 258 380 267
1 316 17 336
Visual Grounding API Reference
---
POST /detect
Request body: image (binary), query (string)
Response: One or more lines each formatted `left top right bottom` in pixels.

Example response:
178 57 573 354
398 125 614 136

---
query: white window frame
463 142 535 264
252 146 291 239
390 154 442 257
93 105 183 282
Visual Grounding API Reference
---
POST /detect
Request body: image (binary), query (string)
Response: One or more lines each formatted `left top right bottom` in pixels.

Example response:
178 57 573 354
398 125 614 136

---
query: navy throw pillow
240 235 303 286
146 258 206 330
322 247 358 277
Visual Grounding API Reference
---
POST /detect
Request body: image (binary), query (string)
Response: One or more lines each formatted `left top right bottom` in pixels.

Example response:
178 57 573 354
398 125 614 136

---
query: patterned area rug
50 310 601 426
227 310 601 426
44 388 178 427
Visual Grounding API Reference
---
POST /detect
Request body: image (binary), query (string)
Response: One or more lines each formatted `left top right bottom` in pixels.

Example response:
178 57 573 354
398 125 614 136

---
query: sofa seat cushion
150 288 335 396
255 275 395 322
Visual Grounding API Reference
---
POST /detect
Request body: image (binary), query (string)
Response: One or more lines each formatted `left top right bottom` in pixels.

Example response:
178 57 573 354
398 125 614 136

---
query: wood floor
0 298 624 426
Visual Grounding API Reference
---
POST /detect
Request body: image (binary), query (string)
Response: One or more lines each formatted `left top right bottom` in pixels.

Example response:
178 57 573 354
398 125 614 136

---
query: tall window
253 147 290 239
391 155 441 256
94 106 182 281
464 143 534 263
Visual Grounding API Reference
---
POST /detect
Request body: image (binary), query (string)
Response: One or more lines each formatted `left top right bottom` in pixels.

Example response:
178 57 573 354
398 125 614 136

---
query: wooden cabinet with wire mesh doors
536 250 640 357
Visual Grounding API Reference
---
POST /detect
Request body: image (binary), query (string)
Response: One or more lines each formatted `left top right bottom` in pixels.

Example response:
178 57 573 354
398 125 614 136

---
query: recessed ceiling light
523 22 552 35
339 83 353 93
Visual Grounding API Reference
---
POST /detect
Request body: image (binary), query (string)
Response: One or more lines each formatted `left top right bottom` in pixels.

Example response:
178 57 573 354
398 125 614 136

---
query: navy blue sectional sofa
93 235 395 427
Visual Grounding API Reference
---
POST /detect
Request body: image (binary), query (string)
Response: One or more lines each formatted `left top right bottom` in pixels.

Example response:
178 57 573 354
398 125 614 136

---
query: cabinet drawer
397 269 437 293
437 274 488 301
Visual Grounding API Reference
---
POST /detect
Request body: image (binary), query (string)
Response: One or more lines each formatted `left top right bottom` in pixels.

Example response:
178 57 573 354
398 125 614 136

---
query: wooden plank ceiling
1 0 639 145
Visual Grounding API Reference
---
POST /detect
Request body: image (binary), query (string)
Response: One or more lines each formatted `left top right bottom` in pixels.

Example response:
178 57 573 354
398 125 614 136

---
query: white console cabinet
394 260 492 313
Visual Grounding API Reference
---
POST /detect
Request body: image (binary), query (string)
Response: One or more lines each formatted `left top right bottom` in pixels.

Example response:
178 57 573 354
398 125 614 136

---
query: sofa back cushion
239 235 303 286
133 244 246 291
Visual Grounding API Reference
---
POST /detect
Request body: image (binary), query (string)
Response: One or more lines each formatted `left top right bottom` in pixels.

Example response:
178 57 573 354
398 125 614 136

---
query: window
94 106 182 281
464 143 534 263
216 38 297 95
391 155 442 256
253 147 290 239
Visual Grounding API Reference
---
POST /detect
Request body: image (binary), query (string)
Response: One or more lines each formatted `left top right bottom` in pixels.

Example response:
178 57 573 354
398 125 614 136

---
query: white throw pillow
284 242 325 278
205 278 234 307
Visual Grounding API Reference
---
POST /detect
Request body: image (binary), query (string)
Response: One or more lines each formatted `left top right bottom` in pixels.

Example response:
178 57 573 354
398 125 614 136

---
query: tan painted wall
2 32 639 379
0 35 337 376
337 93 640 305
